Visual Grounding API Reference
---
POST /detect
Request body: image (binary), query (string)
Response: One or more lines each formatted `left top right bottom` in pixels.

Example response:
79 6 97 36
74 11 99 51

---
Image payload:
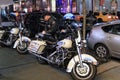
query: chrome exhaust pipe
29 51 55 64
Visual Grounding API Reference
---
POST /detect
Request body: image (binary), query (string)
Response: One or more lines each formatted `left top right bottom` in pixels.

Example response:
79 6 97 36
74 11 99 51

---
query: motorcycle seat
37 33 57 45
1 22 15 27
0 22 16 29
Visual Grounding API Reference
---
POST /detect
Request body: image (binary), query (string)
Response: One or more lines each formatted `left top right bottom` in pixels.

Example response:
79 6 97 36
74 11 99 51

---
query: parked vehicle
27 19 98 80
13 22 31 54
13 12 31 54
87 20 120 62
0 21 19 47
0 9 29 48
94 12 118 22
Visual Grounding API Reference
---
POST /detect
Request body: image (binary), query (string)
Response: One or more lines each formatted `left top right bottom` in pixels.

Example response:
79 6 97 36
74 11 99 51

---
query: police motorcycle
27 13 98 80
0 20 20 47
0 10 29 48
13 12 31 54
0 8 18 47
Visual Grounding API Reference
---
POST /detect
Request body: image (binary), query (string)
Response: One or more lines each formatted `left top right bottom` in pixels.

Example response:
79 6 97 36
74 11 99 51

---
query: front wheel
16 41 29 54
95 44 110 62
71 62 97 80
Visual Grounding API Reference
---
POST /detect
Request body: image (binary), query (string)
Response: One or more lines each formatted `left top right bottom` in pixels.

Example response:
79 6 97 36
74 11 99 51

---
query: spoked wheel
71 62 97 80
95 44 110 62
17 41 29 54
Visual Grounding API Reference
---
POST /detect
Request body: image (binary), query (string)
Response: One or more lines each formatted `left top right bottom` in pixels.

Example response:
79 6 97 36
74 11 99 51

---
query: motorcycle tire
95 44 110 63
16 41 29 54
71 62 97 80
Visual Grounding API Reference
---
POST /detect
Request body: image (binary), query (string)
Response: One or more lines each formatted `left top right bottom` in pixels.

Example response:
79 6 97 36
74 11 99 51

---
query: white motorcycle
0 22 19 47
13 18 31 54
27 22 98 80
13 12 31 54
13 23 31 54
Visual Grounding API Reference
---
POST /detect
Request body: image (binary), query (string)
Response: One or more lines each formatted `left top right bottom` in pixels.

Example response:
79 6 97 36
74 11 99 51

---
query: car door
105 24 120 56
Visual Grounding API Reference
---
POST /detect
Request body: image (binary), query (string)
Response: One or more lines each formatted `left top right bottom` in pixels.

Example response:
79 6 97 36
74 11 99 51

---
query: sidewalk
95 60 120 80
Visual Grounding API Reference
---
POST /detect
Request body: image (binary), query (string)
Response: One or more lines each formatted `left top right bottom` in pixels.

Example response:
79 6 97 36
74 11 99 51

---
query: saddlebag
28 40 46 54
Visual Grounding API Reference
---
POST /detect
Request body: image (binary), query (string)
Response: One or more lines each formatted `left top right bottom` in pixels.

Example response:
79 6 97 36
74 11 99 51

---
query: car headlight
108 16 112 19
116 16 118 19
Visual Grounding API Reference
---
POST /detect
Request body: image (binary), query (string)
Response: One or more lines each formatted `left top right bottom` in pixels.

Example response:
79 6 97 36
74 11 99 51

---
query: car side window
102 26 112 33
116 27 120 35
112 25 120 35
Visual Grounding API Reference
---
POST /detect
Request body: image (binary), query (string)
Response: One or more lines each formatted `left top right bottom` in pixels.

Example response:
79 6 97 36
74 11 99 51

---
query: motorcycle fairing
57 39 72 49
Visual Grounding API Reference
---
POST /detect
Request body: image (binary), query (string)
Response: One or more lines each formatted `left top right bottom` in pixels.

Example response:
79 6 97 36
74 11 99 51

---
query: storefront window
36 0 40 10
51 0 56 12
56 0 76 13
72 0 77 13
56 0 67 13
26 0 32 12
13 0 78 13
42 0 50 11
93 0 118 13
111 0 118 13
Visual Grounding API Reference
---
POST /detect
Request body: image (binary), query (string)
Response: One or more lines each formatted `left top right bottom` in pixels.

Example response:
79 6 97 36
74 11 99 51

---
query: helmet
63 13 75 20
71 22 82 28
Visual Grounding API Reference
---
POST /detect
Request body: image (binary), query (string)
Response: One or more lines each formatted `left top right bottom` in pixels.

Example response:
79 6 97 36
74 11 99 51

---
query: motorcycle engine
48 47 73 67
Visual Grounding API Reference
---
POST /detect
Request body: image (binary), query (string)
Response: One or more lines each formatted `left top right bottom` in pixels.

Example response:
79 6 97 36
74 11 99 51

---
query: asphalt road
0 47 120 80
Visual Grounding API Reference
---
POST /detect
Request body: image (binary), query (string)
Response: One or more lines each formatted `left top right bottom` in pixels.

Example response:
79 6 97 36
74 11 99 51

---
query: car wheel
95 44 110 63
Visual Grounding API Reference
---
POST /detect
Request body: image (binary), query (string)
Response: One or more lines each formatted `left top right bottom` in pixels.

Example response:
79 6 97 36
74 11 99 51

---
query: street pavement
0 47 120 80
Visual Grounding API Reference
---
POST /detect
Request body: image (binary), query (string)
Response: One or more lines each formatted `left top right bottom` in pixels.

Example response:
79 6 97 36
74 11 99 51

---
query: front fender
66 54 98 73
13 36 31 48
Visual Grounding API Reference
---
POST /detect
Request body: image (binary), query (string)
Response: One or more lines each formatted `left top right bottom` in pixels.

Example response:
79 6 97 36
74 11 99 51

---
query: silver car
87 20 120 61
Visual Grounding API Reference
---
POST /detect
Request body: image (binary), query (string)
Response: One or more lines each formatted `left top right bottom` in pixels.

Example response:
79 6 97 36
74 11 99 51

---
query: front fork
75 38 84 67
19 32 22 46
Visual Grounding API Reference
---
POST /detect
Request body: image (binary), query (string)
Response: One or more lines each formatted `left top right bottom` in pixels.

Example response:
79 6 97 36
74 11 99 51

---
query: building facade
12 0 120 14
93 0 120 14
